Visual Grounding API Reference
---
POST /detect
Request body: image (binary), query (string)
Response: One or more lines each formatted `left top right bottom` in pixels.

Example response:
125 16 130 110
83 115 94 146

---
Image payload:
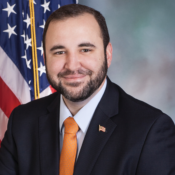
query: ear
106 42 113 68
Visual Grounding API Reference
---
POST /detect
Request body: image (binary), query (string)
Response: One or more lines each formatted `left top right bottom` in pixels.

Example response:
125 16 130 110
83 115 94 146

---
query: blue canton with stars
0 0 76 100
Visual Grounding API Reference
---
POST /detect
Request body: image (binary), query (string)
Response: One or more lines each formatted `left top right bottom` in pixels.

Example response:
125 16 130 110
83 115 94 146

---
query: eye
54 51 65 55
81 49 91 53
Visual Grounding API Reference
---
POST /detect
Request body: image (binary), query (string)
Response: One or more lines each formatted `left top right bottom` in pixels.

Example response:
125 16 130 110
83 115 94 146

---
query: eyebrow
50 42 96 52
78 42 96 48
50 45 65 52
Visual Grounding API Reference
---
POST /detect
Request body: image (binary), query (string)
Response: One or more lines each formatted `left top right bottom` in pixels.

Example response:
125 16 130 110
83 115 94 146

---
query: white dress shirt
59 79 107 158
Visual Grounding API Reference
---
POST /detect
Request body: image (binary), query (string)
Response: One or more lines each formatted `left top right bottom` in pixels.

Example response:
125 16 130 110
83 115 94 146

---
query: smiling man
44 11 111 115
1 4 175 175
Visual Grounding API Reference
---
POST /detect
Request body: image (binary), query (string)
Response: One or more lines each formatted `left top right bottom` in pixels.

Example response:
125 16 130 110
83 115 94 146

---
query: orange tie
59 117 79 175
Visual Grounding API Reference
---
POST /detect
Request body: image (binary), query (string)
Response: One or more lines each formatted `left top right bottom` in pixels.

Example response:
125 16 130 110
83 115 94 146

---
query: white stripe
76 0 78 4
0 47 31 104
40 86 52 98
0 108 8 141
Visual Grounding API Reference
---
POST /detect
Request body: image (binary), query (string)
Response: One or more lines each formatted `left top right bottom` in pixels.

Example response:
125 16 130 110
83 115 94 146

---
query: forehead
45 13 102 42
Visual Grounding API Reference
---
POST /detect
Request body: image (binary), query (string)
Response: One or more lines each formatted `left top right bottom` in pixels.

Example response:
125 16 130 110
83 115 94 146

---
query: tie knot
64 117 79 134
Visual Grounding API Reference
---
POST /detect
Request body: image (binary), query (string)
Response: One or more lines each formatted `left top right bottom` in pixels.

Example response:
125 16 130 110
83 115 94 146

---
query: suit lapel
74 78 119 175
39 94 60 175
74 108 117 175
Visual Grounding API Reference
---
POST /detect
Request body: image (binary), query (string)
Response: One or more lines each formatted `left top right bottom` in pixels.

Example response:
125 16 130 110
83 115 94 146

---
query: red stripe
0 77 21 118
50 85 56 93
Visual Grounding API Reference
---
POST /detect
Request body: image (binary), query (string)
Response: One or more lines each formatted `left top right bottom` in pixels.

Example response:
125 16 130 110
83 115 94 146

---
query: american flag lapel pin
99 125 106 132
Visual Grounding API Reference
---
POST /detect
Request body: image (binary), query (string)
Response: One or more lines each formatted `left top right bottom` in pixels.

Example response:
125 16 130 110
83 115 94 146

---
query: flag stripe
50 85 57 93
40 86 52 98
0 47 31 104
0 108 8 142
0 77 21 118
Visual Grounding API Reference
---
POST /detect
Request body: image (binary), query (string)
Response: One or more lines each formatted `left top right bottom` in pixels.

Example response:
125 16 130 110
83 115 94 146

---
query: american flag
99 125 106 132
0 0 77 146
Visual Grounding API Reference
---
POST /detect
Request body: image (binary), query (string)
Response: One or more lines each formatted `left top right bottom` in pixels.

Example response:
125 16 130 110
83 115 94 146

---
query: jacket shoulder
13 92 59 116
112 82 173 124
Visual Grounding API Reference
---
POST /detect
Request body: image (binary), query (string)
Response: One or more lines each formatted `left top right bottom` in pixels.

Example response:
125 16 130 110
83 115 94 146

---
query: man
0 4 175 175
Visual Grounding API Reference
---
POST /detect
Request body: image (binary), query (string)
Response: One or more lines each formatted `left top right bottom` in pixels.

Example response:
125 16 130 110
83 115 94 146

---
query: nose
64 52 80 71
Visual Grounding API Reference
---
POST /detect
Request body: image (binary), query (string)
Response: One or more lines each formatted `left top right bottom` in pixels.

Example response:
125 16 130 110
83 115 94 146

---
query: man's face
44 13 112 102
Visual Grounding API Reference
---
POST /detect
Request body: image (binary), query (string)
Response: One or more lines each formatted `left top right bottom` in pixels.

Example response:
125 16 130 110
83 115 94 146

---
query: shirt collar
60 79 107 134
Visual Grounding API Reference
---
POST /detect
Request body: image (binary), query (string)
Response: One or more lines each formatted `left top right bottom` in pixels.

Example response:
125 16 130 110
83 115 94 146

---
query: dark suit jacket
1 78 175 175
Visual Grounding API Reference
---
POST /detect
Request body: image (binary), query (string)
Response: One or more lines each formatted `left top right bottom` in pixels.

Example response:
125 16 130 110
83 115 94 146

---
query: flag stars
37 42 43 56
28 80 32 90
23 14 31 28
38 62 46 76
24 35 32 49
41 0 50 13
21 30 25 41
2 2 16 17
21 51 31 69
39 20 45 29
3 24 17 38
26 58 31 69
22 11 24 18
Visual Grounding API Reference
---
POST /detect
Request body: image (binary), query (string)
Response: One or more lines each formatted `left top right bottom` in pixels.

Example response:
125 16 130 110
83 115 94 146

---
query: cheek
81 60 96 70
46 57 64 75
81 53 104 72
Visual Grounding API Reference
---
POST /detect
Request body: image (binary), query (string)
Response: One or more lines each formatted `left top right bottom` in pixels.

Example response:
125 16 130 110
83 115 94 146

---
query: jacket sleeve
136 114 175 175
0 109 19 175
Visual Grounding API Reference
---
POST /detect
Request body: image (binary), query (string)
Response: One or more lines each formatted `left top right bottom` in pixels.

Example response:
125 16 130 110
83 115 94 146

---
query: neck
62 79 106 116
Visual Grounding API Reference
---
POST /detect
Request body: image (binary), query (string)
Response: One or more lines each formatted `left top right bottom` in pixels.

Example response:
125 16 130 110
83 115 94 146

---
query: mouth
58 69 92 83
62 74 86 82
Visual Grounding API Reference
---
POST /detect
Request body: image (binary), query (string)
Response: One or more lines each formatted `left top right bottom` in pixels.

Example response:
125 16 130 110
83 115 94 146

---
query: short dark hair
43 4 110 53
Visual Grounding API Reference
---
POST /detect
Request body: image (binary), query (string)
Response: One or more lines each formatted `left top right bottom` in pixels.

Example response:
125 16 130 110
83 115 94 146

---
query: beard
46 56 107 102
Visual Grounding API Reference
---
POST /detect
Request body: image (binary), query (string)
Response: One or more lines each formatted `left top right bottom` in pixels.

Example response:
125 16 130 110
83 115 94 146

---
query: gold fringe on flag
29 0 40 99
